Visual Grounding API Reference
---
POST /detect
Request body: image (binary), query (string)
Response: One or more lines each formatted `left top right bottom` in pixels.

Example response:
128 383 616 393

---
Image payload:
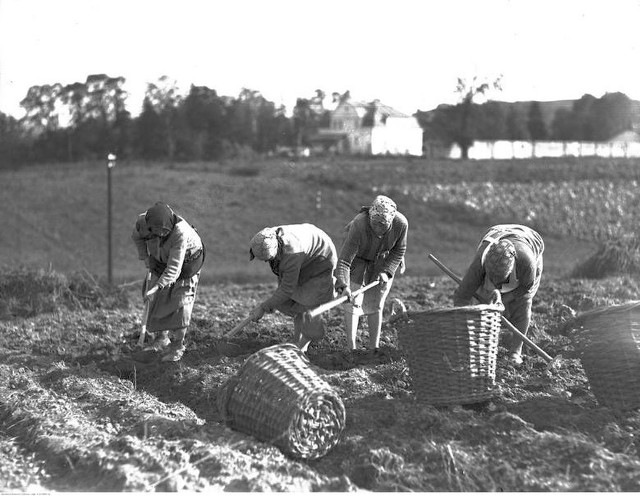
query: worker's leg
345 311 361 350
366 310 383 350
344 284 364 350
362 277 393 350
503 297 532 360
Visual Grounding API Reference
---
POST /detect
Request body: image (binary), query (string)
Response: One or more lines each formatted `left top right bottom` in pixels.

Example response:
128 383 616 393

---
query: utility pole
107 153 117 285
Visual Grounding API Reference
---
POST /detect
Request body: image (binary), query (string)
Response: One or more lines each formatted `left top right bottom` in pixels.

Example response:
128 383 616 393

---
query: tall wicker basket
397 304 503 405
217 343 346 460
572 301 640 411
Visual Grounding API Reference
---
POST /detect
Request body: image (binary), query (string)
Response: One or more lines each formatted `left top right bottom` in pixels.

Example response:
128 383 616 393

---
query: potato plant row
387 179 638 241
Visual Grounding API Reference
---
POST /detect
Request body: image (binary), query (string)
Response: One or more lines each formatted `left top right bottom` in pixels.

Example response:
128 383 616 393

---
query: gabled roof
343 100 410 118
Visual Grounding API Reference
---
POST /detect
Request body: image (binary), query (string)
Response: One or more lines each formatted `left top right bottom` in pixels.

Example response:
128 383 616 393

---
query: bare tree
454 75 502 159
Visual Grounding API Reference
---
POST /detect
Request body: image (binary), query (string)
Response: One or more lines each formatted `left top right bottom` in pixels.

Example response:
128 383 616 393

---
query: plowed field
3 274 640 491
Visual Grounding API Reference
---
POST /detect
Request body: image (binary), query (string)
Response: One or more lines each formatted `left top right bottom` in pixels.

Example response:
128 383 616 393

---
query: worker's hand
488 289 502 306
378 272 390 284
335 281 352 300
144 285 159 302
342 287 353 302
336 284 352 302
249 305 265 322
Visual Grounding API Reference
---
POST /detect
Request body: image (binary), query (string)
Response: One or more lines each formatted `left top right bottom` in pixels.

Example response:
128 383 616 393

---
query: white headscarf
369 195 397 227
249 227 279 261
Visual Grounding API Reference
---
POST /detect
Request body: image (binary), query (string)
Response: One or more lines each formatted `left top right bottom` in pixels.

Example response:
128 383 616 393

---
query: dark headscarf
145 202 176 231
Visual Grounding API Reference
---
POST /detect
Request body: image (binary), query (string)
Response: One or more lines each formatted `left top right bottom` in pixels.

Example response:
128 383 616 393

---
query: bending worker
131 202 205 362
248 223 337 353
453 224 544 365
334 195 408 355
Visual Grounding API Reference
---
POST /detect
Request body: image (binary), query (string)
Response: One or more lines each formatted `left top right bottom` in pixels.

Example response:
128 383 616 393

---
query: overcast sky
1 0 639 118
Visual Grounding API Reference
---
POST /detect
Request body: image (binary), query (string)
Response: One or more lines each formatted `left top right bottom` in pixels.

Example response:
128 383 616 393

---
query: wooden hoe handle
138 271 153 347
306 280 381 319
224 280 381 339
224 316 253 338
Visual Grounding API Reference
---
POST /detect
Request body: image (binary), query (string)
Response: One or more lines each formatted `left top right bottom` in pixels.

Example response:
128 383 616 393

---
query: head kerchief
369 195 397 227
485 239 516 282
145 202 175 230
249 227 279 261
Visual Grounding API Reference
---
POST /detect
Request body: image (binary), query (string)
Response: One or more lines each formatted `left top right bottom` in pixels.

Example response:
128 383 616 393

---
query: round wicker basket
572 300 640 411
217 343 346 459
397 304 503 405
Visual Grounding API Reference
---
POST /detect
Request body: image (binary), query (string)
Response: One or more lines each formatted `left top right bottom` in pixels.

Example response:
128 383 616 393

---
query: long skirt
144 273 200 332
273 268 336 317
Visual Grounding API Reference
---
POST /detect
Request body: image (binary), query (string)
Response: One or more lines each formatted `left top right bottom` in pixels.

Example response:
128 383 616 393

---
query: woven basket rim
243 342 310 364
405 304 503 317
576 300 640 322
251 342 302 354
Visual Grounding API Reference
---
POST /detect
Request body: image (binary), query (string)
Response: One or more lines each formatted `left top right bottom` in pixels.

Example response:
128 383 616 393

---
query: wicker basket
217 343 346 460
572 301 640 411
397 304 503 405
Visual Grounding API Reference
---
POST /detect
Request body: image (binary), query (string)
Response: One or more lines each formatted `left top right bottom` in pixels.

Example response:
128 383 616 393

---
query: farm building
309 98 423 156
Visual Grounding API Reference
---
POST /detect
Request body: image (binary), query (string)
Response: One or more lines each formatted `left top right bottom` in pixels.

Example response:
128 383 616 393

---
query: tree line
0 75 340 165
416 77 636 159
0 74 636 165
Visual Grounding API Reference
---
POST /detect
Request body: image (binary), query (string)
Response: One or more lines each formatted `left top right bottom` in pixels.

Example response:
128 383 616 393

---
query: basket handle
428 253 553 363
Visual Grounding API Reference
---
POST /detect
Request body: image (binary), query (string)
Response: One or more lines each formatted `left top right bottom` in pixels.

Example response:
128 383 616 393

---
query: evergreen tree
182 85 226 160
572 94 598 141
527 101 547 141
505 107 529 140
136 98 165 159
551 108 576 141
590 92 633 140
144 76 184 160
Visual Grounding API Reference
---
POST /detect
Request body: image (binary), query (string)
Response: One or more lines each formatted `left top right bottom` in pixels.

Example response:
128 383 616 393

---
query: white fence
448 140 640 159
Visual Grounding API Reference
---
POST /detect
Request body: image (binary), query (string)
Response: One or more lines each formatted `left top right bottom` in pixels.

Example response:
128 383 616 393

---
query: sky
1 0 640 118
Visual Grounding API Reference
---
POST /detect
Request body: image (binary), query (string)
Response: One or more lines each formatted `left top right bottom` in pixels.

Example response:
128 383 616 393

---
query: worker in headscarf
453 224 544 365
131 202 205 362
247 223 337 353
334 195 408 354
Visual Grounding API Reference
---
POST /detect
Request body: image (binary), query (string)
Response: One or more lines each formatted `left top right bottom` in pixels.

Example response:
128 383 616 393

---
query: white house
309 98 423 156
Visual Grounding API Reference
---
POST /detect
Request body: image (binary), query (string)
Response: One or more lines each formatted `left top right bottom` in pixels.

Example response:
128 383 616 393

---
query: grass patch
0 266 130 319
571 236 640 279
226 165 262 177
0 157 624 282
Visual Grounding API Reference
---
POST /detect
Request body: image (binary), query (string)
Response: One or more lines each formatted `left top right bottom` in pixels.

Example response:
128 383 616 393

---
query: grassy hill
5 156 640 286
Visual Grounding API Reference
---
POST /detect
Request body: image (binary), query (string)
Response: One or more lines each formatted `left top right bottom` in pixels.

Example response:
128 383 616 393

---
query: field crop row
381 179 638 242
